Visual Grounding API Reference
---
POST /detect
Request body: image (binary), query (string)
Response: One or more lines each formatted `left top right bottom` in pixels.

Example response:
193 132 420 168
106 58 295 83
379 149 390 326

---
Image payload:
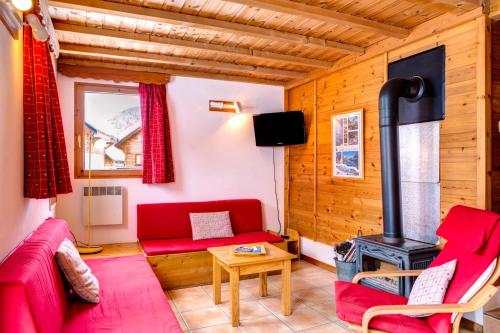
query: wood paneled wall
492 21 500 213
286 17 491 245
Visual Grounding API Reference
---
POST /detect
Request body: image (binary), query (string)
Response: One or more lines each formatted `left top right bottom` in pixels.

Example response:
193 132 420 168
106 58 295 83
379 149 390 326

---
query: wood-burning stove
355 47 445 296
355 235 439 296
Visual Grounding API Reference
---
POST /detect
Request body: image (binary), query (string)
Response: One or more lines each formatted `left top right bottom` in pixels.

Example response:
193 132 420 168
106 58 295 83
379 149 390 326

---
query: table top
208 242 295 267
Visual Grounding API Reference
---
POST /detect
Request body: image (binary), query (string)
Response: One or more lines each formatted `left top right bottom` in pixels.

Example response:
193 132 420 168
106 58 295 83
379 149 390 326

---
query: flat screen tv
253 111 306 147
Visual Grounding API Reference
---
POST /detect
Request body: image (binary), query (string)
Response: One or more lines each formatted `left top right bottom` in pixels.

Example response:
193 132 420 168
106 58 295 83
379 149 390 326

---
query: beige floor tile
269 276 316 291
292 261 316 271
267 273 282 284
239 277 260 289
276 306 330 331
191 324 241 333
300 322 349 333
294 287 334 306
292 263 322 275
310 302 338 322
301 271 337 288
258 295 304 314
218 300 273 320
239 315 293 333
205 284 279 303
334 320 350 330
293 276 317 290
182 307 229 330
169 287 215 312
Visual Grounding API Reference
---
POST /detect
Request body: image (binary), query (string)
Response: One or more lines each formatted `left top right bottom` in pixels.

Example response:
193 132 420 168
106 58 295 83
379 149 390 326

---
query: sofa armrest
361 285 499 333
352 270 423 283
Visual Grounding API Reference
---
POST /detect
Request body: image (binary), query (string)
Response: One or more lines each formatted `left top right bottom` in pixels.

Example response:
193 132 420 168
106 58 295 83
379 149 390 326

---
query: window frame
74 83 142 179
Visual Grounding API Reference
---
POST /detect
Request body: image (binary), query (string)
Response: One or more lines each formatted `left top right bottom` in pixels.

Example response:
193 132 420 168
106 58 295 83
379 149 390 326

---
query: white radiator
82 186 123 226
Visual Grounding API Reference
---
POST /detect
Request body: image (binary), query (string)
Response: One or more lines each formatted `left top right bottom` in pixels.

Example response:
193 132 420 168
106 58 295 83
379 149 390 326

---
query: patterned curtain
23 23 72 199
139 83 175 184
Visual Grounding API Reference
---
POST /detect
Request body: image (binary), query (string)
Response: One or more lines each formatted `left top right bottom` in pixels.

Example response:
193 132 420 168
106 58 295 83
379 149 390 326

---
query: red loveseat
0 219 182 333
137 199 286 288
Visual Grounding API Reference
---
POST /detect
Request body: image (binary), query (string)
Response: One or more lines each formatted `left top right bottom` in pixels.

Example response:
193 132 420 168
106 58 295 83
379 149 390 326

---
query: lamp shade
209 100 241 113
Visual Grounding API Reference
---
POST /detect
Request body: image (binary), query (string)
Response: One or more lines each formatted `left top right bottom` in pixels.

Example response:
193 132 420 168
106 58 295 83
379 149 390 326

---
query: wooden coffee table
208 242 295 327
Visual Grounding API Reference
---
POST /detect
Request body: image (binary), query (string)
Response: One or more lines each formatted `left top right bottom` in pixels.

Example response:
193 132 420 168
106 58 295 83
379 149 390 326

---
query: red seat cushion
140 231 283 256
335 281 435 333
62 255 182 333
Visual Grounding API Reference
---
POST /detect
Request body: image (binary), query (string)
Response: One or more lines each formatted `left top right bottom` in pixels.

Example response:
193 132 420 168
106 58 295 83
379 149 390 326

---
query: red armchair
335 205 500 333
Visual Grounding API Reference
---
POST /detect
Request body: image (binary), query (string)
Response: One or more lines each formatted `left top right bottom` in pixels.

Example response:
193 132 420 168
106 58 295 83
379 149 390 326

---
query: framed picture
331 110 364 179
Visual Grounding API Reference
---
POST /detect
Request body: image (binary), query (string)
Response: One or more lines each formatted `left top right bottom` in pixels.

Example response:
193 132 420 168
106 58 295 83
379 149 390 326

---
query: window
75 83 142 178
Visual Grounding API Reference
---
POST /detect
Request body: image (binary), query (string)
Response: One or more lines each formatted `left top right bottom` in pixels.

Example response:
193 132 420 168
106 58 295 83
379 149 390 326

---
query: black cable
70 230 88 247
272 147 282 235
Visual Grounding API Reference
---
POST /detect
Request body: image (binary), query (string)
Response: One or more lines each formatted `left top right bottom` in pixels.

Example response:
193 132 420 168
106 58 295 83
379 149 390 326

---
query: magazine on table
231 244 267 256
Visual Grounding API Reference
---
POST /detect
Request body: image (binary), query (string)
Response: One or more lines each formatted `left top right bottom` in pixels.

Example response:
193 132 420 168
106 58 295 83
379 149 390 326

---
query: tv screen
253 111 306 147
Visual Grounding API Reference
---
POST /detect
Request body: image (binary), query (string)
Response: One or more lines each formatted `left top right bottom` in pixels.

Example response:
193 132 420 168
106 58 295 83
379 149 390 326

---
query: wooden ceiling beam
221 0 409 39
57 58 287 86
285 7 484 89
57 63 170 84
53 22 334 69
406 0 483 13
59 43 308 79
48 0 364 55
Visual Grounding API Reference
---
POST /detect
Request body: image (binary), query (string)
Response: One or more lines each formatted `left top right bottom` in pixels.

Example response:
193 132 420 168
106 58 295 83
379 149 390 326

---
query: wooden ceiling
47 0 485 86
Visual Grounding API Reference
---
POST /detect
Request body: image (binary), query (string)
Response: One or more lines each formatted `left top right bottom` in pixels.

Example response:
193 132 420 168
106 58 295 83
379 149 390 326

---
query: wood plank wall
492 21 500 213
286 17 491 245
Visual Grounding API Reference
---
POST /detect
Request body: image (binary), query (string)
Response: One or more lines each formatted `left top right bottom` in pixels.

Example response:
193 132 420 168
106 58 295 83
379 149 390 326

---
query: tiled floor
166 261 477 333
166 261 348 332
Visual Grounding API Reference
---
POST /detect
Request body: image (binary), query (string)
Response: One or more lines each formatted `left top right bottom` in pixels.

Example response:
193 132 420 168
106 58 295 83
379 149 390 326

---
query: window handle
77 135 82 148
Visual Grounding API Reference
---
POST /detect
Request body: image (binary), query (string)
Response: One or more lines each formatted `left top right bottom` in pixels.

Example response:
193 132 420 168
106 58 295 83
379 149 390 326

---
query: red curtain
139 83 175 184
23 24 72 199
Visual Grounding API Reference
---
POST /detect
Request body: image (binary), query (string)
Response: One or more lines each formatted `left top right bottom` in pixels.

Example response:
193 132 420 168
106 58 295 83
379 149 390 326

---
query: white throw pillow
189 211 234 240
407 259 457 317
55 238 100 303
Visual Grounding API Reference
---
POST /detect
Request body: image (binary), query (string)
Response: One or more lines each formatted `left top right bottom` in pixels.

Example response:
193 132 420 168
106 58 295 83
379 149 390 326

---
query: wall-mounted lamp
11 0 32 11
0 0 34 39
209 100 241 113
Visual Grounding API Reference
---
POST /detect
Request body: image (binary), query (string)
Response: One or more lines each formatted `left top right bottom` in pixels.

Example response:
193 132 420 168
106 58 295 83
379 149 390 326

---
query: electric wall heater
82 186 124 226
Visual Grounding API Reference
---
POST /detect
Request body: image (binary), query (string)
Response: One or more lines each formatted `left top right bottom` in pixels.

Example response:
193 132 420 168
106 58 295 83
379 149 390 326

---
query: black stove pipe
379 76 425 242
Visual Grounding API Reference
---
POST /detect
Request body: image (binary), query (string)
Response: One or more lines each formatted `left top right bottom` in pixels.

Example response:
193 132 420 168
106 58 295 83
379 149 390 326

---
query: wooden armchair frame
347 255 500 333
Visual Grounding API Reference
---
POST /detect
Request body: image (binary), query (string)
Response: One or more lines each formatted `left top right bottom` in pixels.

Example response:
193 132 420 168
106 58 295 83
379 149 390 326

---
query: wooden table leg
259 272 268 297
213 256 221 305
229 267 240 327
281 259 292 316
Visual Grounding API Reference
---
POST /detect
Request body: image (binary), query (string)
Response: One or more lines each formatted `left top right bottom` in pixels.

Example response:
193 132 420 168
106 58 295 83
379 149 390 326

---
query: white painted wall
0 25 53 261
56 75 285 244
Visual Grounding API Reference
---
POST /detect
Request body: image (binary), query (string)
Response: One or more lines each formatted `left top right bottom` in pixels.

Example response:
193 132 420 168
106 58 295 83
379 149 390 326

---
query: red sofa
137 199 283 256
0 218 182 333
137 199 286 288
